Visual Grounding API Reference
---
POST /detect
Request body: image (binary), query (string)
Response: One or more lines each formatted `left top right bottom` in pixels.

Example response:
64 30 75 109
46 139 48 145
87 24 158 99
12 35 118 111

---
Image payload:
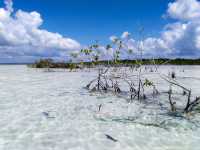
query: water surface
0 65 200 150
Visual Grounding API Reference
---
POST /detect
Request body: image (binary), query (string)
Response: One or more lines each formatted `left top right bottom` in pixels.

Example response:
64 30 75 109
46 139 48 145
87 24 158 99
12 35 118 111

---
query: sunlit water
0 65 200 150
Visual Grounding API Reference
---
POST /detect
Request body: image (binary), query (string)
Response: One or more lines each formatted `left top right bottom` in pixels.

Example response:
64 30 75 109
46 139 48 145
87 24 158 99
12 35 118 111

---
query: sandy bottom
0 65 200 150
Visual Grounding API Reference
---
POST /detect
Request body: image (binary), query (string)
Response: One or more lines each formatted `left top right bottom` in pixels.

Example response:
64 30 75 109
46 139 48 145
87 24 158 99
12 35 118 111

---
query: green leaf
144 79 153 87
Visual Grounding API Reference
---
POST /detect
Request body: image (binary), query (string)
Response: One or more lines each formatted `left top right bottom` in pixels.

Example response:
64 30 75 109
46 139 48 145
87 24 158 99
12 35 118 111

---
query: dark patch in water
105 134 118 142
42 111 56 119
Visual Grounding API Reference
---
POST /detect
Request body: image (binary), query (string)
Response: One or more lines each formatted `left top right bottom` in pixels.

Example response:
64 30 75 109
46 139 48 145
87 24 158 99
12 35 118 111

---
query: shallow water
0 65 200 150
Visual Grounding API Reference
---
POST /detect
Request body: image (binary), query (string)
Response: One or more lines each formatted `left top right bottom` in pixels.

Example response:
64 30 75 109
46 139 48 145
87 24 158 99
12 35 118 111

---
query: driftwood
161 74 200 113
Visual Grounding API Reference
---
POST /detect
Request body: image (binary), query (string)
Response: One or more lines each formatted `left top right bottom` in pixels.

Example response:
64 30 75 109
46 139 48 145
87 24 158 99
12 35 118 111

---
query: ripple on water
0 65 200 150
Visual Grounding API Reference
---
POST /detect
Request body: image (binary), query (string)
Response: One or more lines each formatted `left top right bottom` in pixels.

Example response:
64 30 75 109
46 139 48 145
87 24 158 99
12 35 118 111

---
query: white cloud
2 0 200 62
0 0 80 62
4 0 13 13
121 31 131 39
167 0 200 21
160 0 200 57
109 36 118 43
119 0 200 58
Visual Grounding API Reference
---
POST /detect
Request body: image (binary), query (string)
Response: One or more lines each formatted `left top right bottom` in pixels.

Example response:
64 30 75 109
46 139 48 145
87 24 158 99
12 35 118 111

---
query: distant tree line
29 58 200 69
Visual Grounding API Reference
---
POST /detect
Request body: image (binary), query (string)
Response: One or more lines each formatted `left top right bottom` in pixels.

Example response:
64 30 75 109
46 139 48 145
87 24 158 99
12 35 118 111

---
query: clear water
0 65 200 150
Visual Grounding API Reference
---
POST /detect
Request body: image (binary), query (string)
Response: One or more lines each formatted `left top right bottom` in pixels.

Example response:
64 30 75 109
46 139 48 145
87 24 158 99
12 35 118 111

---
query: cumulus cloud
0 0 80 62
167 0 200 21
2 0 200 62
116 0 200 58
159 0 200 57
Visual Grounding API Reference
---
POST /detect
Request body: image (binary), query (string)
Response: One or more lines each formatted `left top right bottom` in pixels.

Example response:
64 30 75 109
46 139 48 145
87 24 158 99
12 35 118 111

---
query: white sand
0 65 200 150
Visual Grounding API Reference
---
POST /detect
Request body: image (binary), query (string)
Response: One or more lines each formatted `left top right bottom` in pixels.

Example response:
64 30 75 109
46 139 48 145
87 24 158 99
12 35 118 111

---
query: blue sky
1 0 200 63
0 0 172 44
